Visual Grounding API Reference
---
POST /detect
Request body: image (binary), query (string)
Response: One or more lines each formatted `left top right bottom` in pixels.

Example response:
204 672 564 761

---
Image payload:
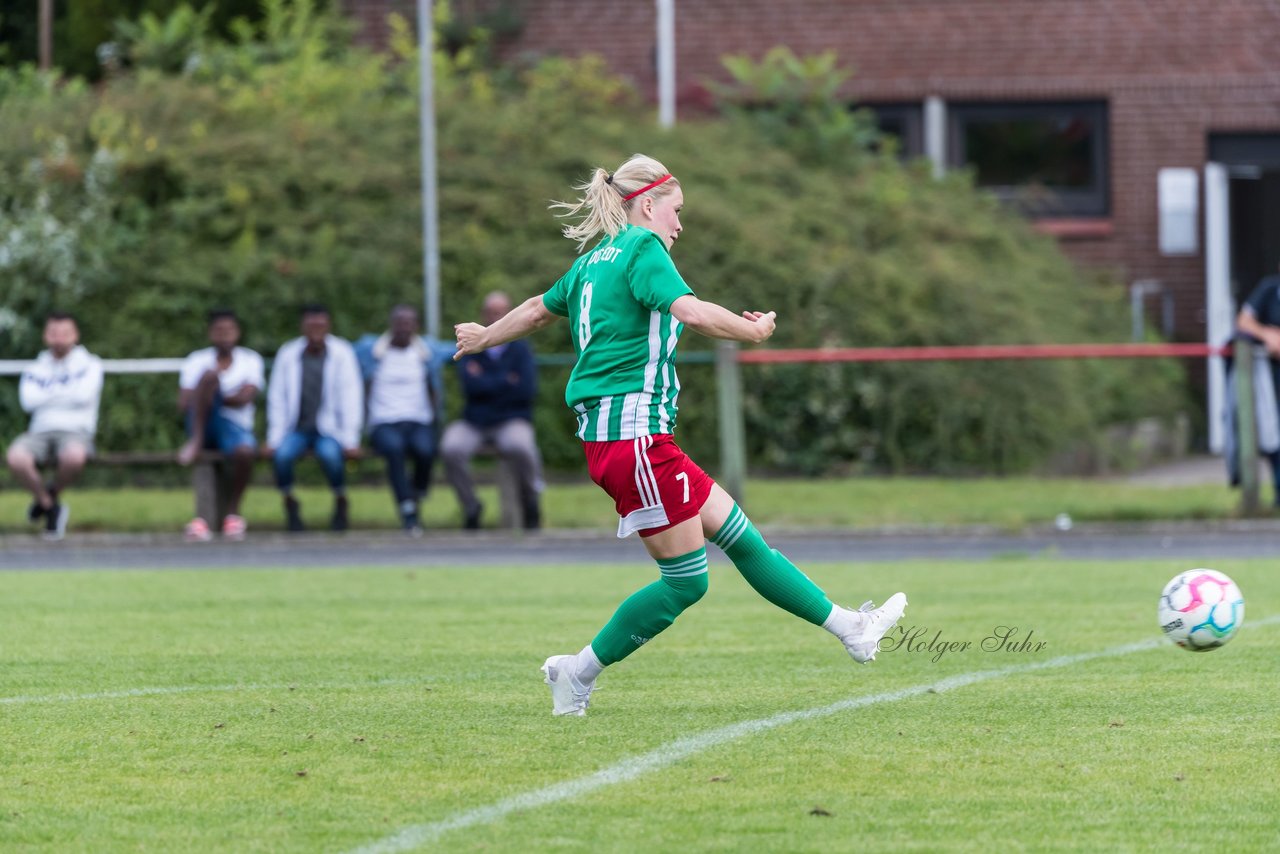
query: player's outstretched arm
454 295 559 360
670 295 775 344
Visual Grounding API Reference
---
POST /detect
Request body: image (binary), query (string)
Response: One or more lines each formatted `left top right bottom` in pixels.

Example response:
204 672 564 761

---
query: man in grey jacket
5 312 103 540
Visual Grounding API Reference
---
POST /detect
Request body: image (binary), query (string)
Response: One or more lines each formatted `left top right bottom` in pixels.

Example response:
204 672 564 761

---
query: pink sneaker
184 517 213 543
221 514 247 541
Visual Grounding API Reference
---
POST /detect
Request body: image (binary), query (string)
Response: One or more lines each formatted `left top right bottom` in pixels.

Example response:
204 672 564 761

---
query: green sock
711 503 833 626
590 547 709 666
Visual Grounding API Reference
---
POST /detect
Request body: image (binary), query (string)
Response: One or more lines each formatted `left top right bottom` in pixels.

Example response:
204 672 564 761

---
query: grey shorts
8 431 96 467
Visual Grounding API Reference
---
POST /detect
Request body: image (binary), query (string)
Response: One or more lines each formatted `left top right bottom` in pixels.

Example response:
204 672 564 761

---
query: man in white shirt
5 312 103 540
267 304 364 532
177 309 265 541
356 305 455 534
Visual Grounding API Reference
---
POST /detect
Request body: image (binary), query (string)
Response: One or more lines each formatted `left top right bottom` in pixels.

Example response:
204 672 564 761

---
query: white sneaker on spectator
221 514 247 541
43 503 69 541
541 654 595 716
184 517 213 543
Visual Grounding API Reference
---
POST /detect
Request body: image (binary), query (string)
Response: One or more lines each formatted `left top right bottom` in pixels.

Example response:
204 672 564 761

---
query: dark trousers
370 421 437 506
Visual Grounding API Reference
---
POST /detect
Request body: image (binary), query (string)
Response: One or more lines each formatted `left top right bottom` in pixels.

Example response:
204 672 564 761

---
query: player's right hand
454 322 486 359
747 310 776 343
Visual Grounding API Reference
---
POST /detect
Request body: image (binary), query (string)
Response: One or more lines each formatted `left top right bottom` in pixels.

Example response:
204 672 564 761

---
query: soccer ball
1157 569 1245 651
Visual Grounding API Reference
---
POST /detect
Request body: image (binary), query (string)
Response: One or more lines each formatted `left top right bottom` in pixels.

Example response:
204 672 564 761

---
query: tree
0 0 264 79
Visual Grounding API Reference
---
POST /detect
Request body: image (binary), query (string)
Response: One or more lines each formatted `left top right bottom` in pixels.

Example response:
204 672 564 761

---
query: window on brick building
860 103 924 159
948 101 1109 217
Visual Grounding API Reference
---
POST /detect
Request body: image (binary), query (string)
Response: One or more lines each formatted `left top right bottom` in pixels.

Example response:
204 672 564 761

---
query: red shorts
582 434 715 538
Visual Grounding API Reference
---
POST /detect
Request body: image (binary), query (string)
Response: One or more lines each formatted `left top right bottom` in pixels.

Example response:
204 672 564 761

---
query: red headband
622 174 673 201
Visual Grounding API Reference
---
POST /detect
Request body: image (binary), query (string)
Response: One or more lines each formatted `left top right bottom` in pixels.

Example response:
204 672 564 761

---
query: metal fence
4 340 1263 513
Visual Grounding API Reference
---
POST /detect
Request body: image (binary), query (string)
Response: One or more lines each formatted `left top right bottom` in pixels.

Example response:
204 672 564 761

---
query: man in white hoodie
267 304 363 532
5 312 104 540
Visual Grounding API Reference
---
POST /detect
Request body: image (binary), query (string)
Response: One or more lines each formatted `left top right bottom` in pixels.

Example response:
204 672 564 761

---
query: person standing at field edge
453 153 908 716
1233 262 1280 503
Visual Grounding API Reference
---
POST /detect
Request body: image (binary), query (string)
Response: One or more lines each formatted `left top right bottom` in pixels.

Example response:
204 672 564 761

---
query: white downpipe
1204 161 1232 454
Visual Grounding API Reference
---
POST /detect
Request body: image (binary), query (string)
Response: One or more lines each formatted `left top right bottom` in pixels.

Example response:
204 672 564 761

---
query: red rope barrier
737 343 1223 364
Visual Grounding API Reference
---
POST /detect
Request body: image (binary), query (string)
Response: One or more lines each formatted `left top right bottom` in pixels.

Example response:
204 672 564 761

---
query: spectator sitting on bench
442 291 545 530
176 309 264 542
355 305 456 536
267 304 364 532
5 311 103 541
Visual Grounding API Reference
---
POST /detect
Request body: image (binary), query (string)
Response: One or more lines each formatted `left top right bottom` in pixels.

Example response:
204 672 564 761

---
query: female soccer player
454 154 907 716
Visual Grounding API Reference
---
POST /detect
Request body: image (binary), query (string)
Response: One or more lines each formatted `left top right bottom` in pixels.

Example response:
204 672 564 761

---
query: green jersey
542 225 694 441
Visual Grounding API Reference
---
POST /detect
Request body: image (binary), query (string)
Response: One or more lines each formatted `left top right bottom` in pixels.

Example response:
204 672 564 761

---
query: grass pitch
0 474 1245 535
2 557 1277 852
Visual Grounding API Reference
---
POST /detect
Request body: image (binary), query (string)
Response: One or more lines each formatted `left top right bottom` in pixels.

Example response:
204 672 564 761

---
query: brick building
344 0 1280 443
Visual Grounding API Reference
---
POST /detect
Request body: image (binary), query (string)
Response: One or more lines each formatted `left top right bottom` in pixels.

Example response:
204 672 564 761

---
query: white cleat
838 592 908 663
541 654 595 717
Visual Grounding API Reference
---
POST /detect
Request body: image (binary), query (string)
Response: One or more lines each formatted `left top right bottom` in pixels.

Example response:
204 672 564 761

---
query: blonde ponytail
551 153 680 252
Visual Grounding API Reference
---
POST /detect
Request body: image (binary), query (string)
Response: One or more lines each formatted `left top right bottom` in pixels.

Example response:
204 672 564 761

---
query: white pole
656 0 676 128
418 0 442 338
39 0 54 70
924 95 946 179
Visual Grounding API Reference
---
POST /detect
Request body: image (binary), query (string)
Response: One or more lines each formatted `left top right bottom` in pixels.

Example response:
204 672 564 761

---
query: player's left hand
454 322 486 360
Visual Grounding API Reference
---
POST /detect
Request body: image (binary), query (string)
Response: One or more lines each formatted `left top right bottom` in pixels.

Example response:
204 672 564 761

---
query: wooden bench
95 448 524 530
474 443 526 529
95 450 264 528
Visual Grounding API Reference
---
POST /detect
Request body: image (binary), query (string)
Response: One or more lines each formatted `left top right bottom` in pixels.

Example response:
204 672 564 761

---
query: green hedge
0 5 1187 474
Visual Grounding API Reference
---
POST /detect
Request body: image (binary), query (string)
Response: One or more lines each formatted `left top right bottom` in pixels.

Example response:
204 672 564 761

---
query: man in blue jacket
442 292 544 529
355 305 456 534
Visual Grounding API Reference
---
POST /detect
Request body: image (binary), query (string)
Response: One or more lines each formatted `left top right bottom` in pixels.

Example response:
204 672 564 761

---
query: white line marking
0 678 425 706
347 614 1280 854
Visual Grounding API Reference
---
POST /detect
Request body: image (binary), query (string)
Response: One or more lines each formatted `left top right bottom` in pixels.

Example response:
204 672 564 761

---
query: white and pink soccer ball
1158 569 1245 652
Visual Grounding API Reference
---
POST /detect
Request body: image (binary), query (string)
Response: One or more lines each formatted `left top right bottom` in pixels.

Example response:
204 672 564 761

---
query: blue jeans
185 394 257 453
273 430 345 492
370 421 437 505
